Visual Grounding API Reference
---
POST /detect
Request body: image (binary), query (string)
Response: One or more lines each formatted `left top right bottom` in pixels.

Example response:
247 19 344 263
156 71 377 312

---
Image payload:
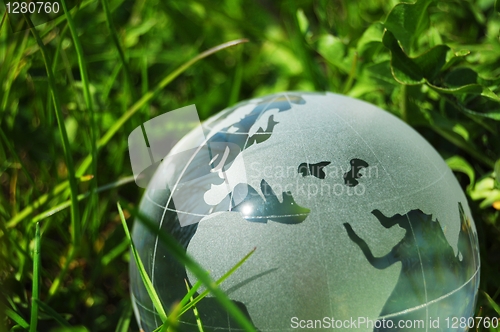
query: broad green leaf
427 84 500 119
445 68 477 88
365 61 398 85
316 34 349 73
384 0 434 52
446 156 475 188
441 49 470 71
426 26 443 47
413 44 449 81
470 177 500 208
428 83 483 95
480 87 500 103
456 103 500 121
382 31 423 84
451 123 469 142
425 110 494 168
347 82 385 98
356 22 385 55
296 9 309 36
382 31 449 84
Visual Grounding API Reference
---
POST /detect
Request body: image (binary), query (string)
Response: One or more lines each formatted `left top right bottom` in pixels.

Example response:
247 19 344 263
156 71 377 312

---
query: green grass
1 0 500 331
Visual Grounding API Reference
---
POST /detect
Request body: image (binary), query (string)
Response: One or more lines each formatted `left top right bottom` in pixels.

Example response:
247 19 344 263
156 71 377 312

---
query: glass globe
130 92 480 332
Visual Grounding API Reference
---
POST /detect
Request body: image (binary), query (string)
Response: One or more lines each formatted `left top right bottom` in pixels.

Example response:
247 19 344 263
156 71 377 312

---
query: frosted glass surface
130 92 480 332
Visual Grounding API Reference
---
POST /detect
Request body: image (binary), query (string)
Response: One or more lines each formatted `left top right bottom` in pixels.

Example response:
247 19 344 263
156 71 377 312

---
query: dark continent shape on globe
206 93 306 169
298 161 331 179
231 179 310 224
344 202 480 331
156 92 311 228
343 158 369 187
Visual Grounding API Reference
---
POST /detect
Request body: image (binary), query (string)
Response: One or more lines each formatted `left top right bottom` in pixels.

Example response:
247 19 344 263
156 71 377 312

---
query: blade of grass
128 203 256 332
343 52 358 95
6 180 75 228
184 280 204 332
228 48 243 106
152 279 204 331
0 20 21 87
32 176 135 223
48 246 77 298
150 280 205 332
162 297 182 332
117 202 168 323
0 11 6 32
46 23 69 126
114 302 132 332
5 308 29 329
23 15 81 299
29 222 41 332
0 218 30 258
0 128 39 197
179 247 256 316
432 126 495 168
176 280 203 313
76 38 249 176
101 62 123 102
141 56 149 122
39 0 96 38
60 0 98 235
6 175 126 226
6 39 248 229
1 29 30 115
35 299 71 327
101 238 129 266
22 15 80 242
285 6 325 90
101 0 135 101
483 291 500 315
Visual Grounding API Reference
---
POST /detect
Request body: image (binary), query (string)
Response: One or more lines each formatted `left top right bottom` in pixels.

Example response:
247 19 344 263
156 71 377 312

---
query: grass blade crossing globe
130 92 480 332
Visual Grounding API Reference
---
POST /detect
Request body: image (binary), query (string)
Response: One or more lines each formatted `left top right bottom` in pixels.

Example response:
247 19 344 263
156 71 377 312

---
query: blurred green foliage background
0 0 499 330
